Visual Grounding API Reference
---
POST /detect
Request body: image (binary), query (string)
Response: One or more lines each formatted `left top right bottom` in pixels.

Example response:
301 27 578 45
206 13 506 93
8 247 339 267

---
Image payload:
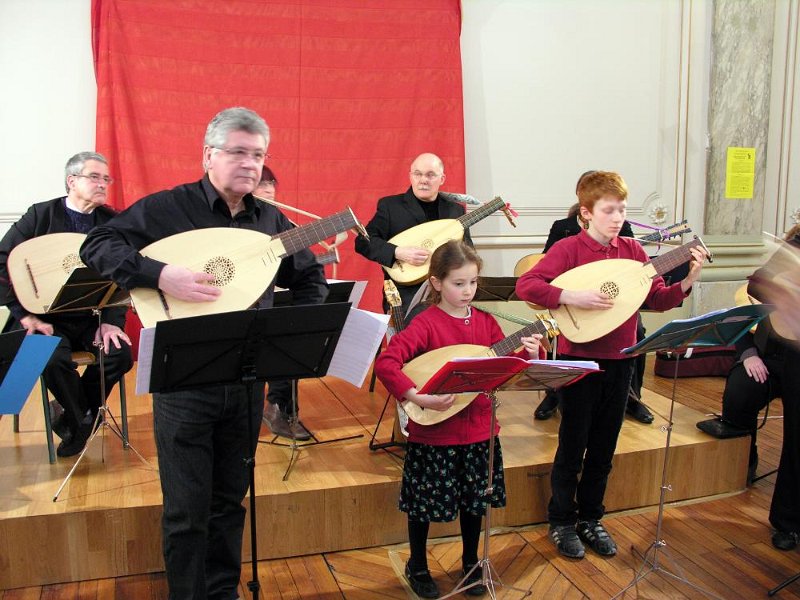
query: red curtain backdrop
91 0 466 324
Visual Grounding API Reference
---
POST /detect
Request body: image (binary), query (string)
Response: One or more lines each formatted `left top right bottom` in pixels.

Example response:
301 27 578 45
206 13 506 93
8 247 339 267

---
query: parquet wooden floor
1 358 797 599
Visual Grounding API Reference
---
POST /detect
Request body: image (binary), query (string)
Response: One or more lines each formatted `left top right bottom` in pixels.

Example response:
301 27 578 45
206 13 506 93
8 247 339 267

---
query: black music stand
422 357 596 599
474 276 519 302
145 303 349 600
613 304 771 599
49 270 144 501
265 283 364 465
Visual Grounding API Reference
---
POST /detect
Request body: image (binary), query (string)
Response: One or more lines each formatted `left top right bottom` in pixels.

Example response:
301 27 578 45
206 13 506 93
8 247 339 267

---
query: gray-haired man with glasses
0 151 133 457
80 107 327 600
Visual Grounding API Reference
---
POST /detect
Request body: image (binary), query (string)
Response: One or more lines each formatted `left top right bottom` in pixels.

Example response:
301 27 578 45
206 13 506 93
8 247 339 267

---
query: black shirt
79 175 327 309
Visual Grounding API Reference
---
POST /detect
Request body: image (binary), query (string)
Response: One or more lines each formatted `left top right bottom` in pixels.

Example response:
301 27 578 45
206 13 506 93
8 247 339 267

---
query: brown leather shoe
263 403 312 441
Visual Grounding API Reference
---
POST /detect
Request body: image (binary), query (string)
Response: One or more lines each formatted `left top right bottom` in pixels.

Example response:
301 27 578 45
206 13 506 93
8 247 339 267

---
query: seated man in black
355 152 472 319
0 151 133 457
697 225 800 551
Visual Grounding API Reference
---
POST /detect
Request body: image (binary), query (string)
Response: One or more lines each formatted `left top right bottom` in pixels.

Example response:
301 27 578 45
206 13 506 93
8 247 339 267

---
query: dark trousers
267 379 296 415
40 318 132 433
721 355 783 465
548 357 633 526
771 350 800 533
154 384 265 600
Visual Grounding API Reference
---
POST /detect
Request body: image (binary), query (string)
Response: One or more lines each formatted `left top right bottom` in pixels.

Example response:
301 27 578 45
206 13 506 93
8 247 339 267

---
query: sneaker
404 561 439 598
772 530 799 551
549 524 585 559
576 520 617 556
462 564 486 596
626 396 654 424
263 403 312 441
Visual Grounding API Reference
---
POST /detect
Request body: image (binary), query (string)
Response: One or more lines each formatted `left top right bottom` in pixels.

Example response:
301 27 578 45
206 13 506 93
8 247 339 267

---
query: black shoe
626 397 654 424
49 401 72 442
534 394 559 420
576 520 617 556
56 422 92 458
772 530 799 551
263 403 312 441
696 417 750 439
549 524 585 559
462 564 486 596
404 562 439 598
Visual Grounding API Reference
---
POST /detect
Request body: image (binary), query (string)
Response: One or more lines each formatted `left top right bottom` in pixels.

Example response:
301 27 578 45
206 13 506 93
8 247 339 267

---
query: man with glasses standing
0 151 133 457
80 107 327 600
355 153 472 318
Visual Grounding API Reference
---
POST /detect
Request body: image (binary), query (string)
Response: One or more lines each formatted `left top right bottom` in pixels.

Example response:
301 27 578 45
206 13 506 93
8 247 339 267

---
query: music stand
264 283 364 471
473 276 519 302
612 304 771 599
48 269 146 501
421 357 597 599
144 303 349 600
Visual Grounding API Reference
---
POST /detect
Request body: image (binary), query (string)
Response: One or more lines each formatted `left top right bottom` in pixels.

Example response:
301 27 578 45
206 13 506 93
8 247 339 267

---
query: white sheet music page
327 307 389 388
135 326 155 395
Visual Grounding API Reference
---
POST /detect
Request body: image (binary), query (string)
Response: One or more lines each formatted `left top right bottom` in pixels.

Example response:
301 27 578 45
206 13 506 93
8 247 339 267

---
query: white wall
0 0 96 235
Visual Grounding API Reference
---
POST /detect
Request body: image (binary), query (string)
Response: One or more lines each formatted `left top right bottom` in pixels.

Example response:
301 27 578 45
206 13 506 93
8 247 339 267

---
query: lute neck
649 237 705 276
490 318 549 357
274 209 354 256
457 197 504 230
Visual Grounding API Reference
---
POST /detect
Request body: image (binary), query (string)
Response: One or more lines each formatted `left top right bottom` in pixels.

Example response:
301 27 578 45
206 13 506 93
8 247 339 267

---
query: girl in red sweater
376 240 541 598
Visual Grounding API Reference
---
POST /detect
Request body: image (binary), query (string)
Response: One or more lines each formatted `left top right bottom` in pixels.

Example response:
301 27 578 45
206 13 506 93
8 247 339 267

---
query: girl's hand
520 334 543 358
403 388 456 412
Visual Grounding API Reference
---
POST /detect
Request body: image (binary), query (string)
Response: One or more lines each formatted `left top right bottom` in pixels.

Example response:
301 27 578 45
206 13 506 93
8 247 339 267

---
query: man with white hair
81 107 327 600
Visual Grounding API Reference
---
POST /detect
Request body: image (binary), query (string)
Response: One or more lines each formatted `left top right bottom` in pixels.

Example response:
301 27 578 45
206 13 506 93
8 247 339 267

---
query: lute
384 196 508 285
549 237 711 343
130 208 364 327
400 313 559 426
7 232 88 314
513 220 692 279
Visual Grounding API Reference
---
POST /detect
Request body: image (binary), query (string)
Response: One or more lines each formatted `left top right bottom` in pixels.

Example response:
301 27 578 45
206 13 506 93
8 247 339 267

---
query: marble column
705 0 775 236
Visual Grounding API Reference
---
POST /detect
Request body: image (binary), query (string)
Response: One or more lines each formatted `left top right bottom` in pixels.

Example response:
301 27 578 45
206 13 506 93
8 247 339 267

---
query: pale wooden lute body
130 208 361 327
7 232 87 314
548 238 708 343
401 344 495 426
734 281 798 341
384 197 506 285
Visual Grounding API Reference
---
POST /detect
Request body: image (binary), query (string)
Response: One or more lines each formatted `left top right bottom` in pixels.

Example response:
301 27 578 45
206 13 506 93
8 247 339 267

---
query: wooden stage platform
0 370 749 591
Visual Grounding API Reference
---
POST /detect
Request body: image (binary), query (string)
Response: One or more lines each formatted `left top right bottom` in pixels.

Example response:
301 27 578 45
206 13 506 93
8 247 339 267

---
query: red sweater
375 305 505 445
515 231 688 359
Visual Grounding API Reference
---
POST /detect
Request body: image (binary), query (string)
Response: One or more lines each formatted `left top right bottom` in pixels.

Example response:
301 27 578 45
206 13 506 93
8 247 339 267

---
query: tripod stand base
613 542 725 600
53 406 151 502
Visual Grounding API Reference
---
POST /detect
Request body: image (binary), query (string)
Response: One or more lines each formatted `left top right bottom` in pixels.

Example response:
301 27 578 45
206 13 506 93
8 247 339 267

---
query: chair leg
13 413 19 433
119 376 129 448
40 377 55 464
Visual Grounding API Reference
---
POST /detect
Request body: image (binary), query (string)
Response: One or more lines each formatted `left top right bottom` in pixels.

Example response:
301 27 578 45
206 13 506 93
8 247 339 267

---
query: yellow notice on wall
725 147 755 199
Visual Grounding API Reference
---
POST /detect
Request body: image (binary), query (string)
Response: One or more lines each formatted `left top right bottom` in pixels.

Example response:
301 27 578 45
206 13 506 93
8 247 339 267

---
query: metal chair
12 351 128 463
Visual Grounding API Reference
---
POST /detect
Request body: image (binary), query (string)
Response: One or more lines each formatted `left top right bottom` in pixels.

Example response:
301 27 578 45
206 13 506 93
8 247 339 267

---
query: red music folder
419 357 600 395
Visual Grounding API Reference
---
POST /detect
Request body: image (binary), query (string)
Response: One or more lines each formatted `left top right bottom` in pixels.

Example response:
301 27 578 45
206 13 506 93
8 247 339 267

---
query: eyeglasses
411 171 442 181
75 173 114 185
213 147 269 164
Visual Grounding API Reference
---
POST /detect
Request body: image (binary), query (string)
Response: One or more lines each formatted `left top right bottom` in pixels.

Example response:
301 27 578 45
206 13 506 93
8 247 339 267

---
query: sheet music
136 326 156 395
327 307 389 388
